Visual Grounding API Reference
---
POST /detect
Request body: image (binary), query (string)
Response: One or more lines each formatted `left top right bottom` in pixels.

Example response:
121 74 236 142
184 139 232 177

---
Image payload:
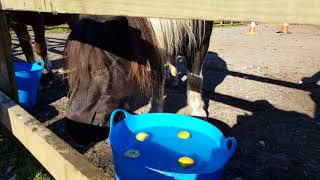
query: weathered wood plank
0 11 18 102
0 91 112 180
1 0 320 24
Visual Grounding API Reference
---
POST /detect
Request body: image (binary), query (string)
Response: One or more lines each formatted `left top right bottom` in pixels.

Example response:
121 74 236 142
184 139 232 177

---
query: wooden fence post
220 21 224 27
0 10 18 102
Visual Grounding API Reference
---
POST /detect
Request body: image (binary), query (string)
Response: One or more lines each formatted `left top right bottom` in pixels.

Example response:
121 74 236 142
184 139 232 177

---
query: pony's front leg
186 21 212 118
10 23 34 63
150 72 164 113
32 24 52 73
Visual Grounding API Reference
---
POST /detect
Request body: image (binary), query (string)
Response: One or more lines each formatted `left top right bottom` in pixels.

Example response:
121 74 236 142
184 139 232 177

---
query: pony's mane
65 16 162 93
65 40 112 91
148 18 206 58
126 17 162 91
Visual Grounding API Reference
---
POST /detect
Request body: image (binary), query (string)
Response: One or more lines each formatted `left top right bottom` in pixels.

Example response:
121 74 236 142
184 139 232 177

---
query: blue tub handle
225 137 237 158
109 109 130 134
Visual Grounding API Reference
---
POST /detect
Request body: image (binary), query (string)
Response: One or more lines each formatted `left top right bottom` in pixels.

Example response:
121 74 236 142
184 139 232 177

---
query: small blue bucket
109 109 237 180
13 60 44 109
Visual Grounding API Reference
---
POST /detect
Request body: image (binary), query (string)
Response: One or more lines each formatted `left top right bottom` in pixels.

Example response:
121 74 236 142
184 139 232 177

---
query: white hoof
176 106 207 118
186 89 207 118
190 108 207 118
149 103 163 113
149 107 163 113
171 77 180 87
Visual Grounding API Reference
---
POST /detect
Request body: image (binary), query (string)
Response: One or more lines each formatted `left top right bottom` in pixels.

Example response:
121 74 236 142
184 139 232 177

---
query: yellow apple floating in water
124 149 140 159
177 131 191 139
136 132 149 141
178 156 195 168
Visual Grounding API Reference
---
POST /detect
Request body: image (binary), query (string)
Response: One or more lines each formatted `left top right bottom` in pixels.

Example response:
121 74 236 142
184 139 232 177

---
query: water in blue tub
120 126 226 174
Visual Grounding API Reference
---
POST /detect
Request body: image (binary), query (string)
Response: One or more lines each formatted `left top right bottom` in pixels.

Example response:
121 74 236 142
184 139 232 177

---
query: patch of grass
0 124 52 180
33 171 51 180
45 24 71 33
25 24 71 34
213 21 247 28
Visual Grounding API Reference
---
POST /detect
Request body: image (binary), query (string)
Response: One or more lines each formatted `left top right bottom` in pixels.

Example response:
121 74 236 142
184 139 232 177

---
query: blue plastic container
13 60 44 109
109 109 237 180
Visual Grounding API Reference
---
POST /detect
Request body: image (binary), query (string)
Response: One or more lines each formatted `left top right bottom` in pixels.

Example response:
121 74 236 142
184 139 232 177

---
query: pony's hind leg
165 55 190 87
164 61 180 86
166 62 178 77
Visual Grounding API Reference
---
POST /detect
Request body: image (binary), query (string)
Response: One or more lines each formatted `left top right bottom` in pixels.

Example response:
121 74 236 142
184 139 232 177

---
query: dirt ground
11 24 320 179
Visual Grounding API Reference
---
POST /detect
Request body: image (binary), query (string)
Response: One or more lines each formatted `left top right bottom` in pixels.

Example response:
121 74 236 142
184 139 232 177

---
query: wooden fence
1 0 320 24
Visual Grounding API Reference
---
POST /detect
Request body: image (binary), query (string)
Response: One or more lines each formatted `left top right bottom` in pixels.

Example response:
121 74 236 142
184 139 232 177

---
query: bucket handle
109 109 130 134
224 137 237 158
35 57 45 68
32 47 44 67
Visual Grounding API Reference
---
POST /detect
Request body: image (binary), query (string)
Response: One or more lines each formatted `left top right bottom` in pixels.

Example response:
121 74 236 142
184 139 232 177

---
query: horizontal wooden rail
0 91 112 180
1 0 320 24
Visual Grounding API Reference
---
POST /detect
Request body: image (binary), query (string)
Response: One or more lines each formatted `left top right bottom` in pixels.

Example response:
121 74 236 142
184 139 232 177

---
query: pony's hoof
177 106 207 118
40 73 55 89
171 77 180 87
190 109 207 118
149 105 163 113
149 108 163 113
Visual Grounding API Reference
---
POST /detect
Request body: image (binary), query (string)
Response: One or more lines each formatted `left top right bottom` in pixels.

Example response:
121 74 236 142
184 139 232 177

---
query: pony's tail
149 19 195 56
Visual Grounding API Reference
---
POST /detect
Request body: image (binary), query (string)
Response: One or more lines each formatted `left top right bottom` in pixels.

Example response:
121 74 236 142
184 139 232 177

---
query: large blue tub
109 109 237 180
13 60 44 109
